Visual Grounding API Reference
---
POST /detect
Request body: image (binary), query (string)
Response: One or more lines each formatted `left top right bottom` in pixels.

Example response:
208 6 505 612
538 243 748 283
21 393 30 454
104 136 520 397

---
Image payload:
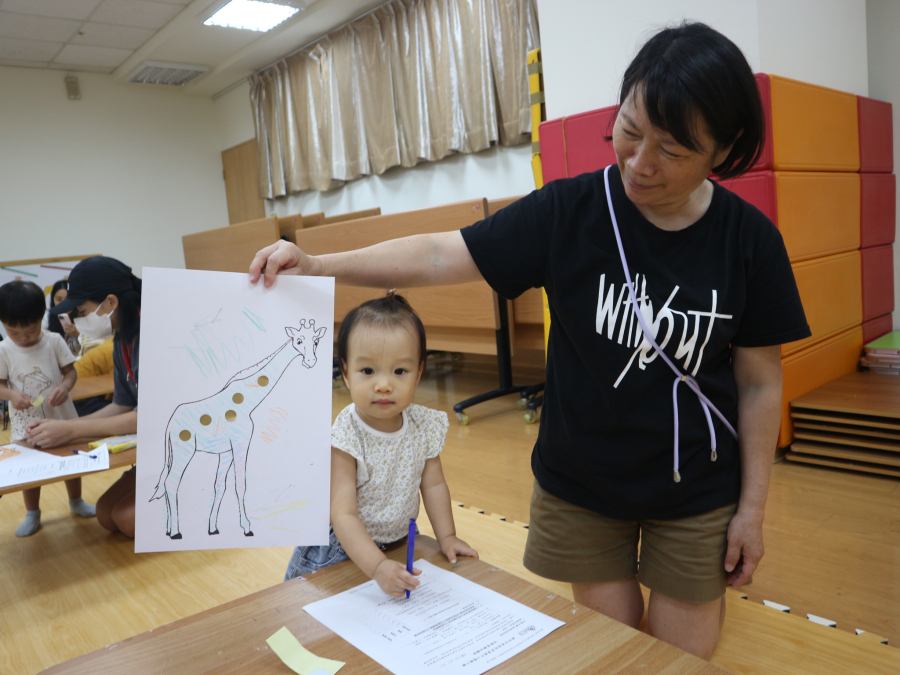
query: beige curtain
250 0 540 197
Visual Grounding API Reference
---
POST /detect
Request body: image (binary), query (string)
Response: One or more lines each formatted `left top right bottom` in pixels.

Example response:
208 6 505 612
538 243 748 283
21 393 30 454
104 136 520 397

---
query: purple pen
406 518 416 599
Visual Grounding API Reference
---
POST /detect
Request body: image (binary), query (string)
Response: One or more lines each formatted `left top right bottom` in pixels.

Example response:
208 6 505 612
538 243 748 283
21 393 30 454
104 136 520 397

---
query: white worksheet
135 269 334 553
304 560 564 675
0 443 110 489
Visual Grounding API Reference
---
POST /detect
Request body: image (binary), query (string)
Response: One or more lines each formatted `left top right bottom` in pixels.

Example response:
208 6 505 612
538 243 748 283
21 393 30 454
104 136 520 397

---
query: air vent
126 61 209 86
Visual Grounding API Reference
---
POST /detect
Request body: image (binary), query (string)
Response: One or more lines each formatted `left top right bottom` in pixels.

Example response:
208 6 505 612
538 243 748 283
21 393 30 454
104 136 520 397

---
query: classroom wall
533 0 868 119
866 0 900 331
757 0 868 96
0 67 228 276
533 0 762 119
213 80 256 152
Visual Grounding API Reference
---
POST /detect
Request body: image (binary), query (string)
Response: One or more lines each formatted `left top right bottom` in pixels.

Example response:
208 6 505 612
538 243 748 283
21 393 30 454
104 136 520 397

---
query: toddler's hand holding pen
374 559 421 598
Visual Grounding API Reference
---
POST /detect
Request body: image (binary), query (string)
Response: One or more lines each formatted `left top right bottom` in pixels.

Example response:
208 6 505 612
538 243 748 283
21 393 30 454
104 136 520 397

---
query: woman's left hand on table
24 418 74 449
724 508 764 587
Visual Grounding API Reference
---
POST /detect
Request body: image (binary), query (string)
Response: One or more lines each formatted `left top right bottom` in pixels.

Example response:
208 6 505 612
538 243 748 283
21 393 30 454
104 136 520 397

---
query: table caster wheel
455 412 469 426
517 397 529 410
524 410 537 424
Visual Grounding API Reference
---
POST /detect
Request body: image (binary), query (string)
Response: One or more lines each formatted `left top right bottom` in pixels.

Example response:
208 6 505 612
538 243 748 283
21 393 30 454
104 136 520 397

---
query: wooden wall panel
222 139 266 225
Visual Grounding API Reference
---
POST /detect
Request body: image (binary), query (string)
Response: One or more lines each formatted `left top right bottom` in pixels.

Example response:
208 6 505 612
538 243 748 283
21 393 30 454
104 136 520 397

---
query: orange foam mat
783 251 862 357
769 74 860 171
775 172 860 262
779 326 864 447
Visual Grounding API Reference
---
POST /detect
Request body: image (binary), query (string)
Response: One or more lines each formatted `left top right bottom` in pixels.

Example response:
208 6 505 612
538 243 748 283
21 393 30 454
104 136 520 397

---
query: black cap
51 257 138 315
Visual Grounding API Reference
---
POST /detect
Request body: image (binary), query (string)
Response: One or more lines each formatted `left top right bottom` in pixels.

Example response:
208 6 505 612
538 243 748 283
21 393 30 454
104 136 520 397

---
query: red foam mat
564 106 617 177
718 171 778 226
861 244 895 320
862 313 894 344
753 73 775 171
538 118 568 183
858 96 894 173
860 173 896 248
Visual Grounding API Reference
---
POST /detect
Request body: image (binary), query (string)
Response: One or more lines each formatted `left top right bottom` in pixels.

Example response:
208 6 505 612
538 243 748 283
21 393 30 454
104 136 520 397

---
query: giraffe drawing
150 318 327 540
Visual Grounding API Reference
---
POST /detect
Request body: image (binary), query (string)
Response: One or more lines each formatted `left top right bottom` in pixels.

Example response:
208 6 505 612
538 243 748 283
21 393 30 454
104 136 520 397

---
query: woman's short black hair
47 279 69 337
0 280 46 327
337 292 427 374
617 21 764 178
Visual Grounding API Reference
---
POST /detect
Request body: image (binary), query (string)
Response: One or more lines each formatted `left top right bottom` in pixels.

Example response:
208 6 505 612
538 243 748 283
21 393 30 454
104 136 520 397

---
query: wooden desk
44 536 727 675
182 219 279 273
70 373 115 401
0 440 135 496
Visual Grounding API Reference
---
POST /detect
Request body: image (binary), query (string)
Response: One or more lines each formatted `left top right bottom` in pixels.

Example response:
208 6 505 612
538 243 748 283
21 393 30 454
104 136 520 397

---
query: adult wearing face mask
29 256 141 537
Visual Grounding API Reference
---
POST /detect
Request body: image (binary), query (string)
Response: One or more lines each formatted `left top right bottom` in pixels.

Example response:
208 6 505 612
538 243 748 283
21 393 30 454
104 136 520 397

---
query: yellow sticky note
266 627 344 675
31 395 44 407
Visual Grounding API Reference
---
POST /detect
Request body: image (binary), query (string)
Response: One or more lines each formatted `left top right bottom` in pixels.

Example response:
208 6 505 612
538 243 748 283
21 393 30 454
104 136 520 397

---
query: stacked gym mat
786 371 900 477
538 74 896 449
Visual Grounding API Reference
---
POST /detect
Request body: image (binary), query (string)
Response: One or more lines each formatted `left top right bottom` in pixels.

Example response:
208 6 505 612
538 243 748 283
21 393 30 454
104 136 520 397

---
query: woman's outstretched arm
249 231 483 289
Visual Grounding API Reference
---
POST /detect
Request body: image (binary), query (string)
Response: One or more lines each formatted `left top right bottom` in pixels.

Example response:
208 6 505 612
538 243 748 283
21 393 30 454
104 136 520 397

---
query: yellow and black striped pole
527 48 551 354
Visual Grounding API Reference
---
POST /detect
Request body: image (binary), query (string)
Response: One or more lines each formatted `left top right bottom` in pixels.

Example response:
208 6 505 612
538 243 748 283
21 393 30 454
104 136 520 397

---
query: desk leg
452 297 544 425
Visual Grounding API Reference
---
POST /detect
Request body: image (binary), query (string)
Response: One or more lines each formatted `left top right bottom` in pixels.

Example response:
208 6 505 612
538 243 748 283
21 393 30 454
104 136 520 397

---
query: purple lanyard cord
603 166 738 482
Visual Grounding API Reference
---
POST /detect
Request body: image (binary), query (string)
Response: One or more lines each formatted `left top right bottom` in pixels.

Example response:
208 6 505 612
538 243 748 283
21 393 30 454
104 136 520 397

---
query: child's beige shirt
0 332 77 441
332 402 448 544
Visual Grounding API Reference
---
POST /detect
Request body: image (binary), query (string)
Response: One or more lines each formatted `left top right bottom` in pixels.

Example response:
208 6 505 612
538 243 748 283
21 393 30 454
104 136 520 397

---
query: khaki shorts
523 480 742 604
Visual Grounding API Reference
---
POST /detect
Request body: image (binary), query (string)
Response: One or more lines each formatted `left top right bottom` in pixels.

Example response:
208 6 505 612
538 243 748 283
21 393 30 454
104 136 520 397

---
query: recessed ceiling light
204 0 300 32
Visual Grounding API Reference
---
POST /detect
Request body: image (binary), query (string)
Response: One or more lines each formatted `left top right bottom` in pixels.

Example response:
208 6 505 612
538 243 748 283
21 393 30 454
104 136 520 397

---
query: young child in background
285 293 477 596
0 281 95 536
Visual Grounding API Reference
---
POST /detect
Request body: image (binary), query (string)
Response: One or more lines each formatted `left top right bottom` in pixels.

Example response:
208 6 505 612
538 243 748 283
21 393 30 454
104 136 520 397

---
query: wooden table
43 536 728 675
0 440 135 496
70 373 115 401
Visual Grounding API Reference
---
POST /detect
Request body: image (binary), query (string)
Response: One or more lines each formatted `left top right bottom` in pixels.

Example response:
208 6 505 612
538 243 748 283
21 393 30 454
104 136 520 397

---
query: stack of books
860 331 900 375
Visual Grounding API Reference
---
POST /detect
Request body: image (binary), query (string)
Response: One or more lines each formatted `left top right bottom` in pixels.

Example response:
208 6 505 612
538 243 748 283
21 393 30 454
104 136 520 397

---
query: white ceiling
0 0 389 95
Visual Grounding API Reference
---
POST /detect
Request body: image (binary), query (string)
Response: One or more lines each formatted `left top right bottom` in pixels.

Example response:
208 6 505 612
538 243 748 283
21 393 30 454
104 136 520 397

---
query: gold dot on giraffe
225 410 237 422
232 393 244 404
200 414 211 426
258 375 269 387
179 430 191 441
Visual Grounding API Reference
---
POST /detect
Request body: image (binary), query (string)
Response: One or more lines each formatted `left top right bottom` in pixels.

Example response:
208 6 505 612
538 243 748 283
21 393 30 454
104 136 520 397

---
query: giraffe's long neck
229 341 298 411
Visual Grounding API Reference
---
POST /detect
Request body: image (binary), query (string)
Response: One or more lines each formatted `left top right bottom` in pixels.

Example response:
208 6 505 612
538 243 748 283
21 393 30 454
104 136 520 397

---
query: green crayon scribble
242 307 267 332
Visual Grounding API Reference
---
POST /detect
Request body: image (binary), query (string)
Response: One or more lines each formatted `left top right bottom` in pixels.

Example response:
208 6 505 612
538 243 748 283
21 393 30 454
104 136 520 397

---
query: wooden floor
1 359 898 674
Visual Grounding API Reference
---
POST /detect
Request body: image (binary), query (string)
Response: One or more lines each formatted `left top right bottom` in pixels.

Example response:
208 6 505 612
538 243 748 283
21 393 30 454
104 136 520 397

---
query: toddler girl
285 293 477 596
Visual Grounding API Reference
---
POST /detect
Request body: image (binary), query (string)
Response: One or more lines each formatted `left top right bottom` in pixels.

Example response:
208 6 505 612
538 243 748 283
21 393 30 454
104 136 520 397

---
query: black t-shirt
461 165 810 521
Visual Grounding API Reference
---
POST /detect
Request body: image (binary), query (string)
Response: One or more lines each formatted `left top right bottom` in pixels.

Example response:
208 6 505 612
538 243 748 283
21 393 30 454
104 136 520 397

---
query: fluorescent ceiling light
204 0 300 32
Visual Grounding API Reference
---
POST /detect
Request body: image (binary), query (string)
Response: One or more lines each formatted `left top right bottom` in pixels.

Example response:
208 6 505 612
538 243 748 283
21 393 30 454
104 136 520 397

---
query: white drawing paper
304 560 565 675
0 443 110 489
135 269 334 553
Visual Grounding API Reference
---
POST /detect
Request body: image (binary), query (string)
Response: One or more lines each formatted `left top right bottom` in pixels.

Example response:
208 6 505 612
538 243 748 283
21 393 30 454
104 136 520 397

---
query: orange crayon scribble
0 447 22 462
260 407 289 444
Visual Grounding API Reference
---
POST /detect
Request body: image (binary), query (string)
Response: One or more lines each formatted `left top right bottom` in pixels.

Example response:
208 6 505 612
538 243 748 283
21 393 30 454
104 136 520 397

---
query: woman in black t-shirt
250 23 809 659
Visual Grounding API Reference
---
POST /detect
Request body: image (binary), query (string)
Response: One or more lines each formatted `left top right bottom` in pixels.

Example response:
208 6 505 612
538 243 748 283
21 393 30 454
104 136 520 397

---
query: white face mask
74 304 114 340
